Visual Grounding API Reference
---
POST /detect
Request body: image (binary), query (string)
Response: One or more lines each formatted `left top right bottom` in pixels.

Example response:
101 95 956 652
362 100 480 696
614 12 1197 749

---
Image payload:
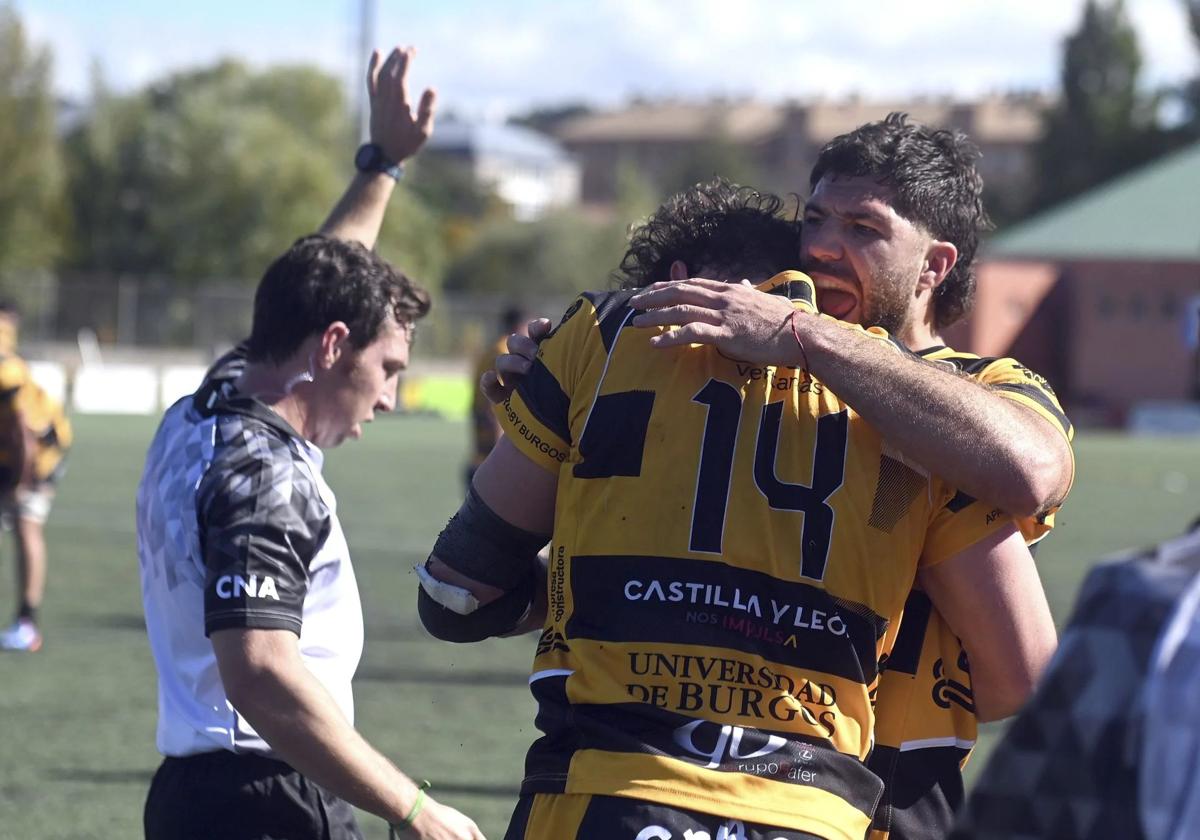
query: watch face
355 144 380 171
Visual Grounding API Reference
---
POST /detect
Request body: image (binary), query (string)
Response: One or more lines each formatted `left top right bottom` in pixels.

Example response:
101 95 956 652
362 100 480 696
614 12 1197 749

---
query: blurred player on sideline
0 301 72 653
466 305 528 486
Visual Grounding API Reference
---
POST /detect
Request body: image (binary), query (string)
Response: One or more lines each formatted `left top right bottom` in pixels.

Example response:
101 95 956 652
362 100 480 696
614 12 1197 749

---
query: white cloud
15 0 1198 114
1129 0 1198 85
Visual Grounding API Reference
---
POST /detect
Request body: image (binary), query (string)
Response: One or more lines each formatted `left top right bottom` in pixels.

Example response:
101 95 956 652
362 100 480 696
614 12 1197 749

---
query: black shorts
144 750 363 840
503 793 828 840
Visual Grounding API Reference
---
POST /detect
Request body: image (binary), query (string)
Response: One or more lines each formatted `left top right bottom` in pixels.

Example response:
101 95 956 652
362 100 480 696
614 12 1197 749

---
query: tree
613 157 661 226
0 5 65 276
405 153 511 267
442 211 626 297
1032 0 1168 211
407 154 501 222
1173 0 1200 141
63 61 444 286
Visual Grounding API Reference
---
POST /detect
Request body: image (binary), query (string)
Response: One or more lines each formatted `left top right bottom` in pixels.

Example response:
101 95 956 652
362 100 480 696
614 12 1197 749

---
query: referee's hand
410 797 486 840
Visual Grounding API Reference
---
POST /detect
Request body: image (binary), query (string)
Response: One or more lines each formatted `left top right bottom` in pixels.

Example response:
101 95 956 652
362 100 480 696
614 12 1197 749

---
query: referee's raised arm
321 46 437 250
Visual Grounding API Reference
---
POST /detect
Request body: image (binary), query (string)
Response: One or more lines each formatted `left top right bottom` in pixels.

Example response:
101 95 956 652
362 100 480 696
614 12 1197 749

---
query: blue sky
18 0 1198 118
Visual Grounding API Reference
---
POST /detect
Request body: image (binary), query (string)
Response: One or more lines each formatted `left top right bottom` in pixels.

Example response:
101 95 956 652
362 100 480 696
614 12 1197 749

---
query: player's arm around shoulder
918 522 1058 723
800 315 1073 519
967 354 1076 513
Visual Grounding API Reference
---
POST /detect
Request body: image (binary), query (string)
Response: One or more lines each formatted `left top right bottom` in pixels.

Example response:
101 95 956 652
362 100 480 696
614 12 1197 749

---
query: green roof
986 142 1200 262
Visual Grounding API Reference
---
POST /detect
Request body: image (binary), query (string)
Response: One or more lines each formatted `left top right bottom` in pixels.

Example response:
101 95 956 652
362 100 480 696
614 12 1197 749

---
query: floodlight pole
356 0 378 143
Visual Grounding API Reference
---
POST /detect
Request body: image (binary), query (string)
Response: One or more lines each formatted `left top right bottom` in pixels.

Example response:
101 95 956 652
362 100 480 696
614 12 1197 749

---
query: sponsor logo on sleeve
501 398 568 462
214 574 280 600
931 651 975 713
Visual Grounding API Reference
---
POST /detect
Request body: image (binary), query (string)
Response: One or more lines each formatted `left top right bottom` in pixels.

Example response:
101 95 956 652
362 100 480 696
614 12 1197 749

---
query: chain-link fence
2 272 573 362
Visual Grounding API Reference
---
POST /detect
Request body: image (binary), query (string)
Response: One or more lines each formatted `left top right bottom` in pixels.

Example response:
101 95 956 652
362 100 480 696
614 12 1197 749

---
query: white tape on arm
415 562 481 615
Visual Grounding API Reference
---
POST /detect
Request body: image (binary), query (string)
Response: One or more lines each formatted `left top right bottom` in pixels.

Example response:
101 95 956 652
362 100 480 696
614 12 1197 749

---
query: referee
136 47 484 840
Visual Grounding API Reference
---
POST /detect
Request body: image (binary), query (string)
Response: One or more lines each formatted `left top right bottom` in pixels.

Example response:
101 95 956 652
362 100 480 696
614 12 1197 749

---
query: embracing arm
799 315 1072 518
319 47 437 248
212 629 484 839
918 525 1058 722
628 277 1072 518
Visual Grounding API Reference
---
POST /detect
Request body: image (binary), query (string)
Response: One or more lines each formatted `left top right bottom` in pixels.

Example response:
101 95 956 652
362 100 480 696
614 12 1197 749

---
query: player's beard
861 265 914 338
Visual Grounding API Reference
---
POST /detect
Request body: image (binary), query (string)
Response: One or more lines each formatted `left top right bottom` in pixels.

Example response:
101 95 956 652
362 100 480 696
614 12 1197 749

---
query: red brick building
946 143 1200 427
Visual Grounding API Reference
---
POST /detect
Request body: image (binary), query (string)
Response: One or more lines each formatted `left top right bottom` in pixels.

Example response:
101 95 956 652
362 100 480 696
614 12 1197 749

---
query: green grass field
1 415 1197 839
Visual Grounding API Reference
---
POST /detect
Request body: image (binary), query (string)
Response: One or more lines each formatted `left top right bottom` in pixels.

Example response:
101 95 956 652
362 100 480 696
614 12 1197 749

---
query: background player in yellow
0 300 73 652
466 306 529 486
418 182 1057 840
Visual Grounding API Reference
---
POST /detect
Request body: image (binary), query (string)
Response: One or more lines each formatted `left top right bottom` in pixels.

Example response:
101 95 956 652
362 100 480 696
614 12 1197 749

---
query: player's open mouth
817 287 858 320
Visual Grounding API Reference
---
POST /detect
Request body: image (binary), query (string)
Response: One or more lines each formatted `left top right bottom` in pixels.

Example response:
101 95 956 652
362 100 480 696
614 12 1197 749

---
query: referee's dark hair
246 234 431 365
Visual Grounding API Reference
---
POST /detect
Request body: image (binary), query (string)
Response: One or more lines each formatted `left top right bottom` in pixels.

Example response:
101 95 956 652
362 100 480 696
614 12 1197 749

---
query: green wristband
389 780 432 837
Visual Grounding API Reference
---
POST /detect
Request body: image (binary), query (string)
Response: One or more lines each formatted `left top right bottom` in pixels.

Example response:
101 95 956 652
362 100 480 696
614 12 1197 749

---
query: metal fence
4 272 572 361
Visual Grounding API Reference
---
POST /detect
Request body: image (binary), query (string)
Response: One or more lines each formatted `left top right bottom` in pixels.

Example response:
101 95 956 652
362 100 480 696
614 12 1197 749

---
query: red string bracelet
789 309 811 371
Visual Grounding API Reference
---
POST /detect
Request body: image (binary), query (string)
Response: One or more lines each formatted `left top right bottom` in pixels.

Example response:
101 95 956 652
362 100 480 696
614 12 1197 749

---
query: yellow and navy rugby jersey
919 346 1073 541
495 272 1016 840
0 353 71 485
867 346 1073 840
0 319 17 357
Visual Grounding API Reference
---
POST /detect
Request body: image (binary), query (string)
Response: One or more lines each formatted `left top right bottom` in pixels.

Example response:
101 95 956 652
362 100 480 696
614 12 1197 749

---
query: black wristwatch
354 143 404 180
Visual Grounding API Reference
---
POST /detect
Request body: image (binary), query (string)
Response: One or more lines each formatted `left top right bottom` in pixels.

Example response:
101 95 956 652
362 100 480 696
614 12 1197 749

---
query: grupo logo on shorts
673 719 787 771
664 717 825 785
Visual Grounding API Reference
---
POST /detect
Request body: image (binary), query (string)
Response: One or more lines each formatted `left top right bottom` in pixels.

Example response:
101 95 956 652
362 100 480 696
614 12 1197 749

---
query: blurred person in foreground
488 115 1076 840
136 47 483 840
952 520 1200 840
418 180 1057 839
466 305 529 486
0 301 72 652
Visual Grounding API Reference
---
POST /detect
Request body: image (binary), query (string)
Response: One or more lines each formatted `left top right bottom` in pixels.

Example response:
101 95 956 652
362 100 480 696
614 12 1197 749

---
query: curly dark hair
809 112 993 329
247 234 431 365
615 179 800 289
